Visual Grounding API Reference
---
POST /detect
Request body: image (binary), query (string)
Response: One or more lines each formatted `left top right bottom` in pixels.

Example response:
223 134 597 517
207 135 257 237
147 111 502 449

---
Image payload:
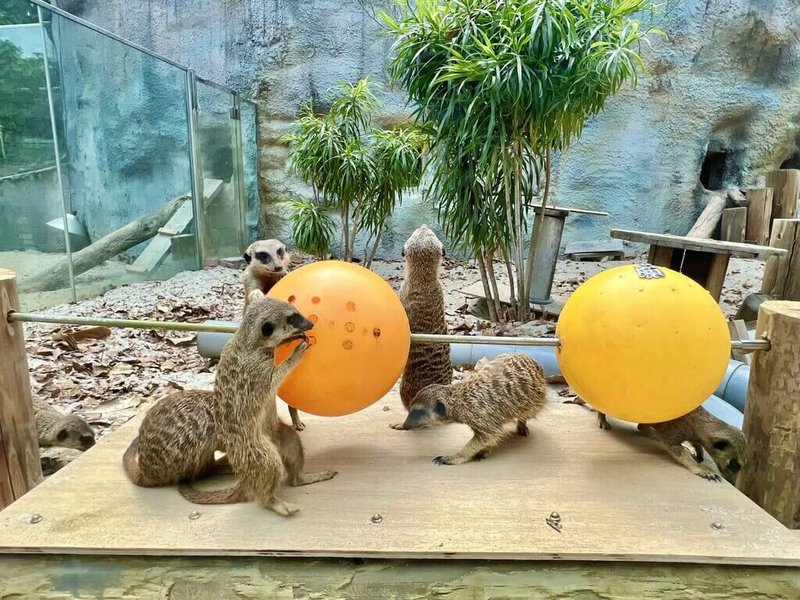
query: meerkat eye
401 249 406 257
57 429 68 441
434 401 446 417
243 252 252 264
255 251 269 262
261 322 275 337
277 247 284 257
712 440 730 450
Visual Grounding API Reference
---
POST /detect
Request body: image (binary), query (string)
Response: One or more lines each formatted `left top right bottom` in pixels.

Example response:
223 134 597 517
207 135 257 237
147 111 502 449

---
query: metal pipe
5 312 772 352
37 5 76 303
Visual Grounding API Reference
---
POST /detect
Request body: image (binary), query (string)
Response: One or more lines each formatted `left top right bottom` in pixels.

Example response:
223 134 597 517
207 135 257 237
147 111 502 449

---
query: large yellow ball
268 261 410 417
556 264 730 423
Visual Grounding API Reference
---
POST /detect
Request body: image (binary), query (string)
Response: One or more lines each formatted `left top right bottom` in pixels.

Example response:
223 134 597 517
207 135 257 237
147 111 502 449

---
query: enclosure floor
1 399 799 564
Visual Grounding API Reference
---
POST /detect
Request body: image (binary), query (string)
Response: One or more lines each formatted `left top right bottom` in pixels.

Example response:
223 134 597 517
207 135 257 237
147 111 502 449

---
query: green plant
288 199 336 260
284 79 427 264
383 0 658 320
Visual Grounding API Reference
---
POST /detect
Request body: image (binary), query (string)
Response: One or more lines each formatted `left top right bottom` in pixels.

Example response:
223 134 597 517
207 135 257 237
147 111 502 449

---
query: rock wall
57 0 800 257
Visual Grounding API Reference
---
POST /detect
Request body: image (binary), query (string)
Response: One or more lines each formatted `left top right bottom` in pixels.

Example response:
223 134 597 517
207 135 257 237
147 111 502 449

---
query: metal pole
185 70 206 270
230 93 249 250
37 6 76 302
3 311 773 351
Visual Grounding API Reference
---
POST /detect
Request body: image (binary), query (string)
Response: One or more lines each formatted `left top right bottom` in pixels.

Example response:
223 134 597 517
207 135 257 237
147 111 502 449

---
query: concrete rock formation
60 0 800 256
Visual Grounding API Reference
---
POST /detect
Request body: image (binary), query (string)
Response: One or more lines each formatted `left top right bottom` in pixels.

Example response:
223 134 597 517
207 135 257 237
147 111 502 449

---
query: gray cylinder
197 320 239 358
702 395 744 430
713 360 750 413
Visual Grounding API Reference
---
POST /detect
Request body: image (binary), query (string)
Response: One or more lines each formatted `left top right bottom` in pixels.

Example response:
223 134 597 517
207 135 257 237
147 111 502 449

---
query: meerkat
392 225 451 428
241 239 306 432
400 353 547 465
33 398 95 451
596 408 744 483
121 292 329 517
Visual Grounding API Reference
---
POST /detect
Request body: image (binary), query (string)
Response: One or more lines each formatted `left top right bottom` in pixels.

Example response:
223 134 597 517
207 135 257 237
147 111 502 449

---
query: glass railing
0 0 261 309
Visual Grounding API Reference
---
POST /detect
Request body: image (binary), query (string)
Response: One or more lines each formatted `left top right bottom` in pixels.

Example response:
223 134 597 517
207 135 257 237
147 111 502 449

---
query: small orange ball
268 261 410 416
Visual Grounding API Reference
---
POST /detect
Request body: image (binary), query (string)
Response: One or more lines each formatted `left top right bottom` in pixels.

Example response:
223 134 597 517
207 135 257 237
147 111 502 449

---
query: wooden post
738 301 800 528
0 269 42 509
761 219 800 300
721 207 747 243
766 170 800 220
745 188 773 246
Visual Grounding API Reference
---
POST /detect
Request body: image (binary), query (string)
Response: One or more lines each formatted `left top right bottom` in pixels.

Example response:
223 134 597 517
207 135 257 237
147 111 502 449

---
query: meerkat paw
597 413 611 430
691 465 722 482
267 497 300 516
389 422 406 430
292 418 306 431
516 421 529 437
433 455 470 466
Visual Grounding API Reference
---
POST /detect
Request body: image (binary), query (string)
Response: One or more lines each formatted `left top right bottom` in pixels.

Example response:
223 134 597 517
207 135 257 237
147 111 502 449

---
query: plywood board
0 401 798 565
459 281 566 316
611 229 786 258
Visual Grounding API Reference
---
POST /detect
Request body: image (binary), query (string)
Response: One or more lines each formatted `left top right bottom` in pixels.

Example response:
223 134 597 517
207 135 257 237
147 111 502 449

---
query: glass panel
195 81 242 260
40 7 198 303
240 101 261 243
0 0 70 310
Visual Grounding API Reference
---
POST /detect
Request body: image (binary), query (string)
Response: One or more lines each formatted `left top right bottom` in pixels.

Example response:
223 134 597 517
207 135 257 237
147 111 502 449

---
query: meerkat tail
178 480 247 505
122 437 158 487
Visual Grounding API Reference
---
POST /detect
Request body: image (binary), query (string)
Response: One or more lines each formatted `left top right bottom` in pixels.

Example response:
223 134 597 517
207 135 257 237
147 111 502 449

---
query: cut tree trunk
761 219 800 301
20 195 189 293
745 188 773 246
766 169 800 220
720 207 747 242
686 189 748 238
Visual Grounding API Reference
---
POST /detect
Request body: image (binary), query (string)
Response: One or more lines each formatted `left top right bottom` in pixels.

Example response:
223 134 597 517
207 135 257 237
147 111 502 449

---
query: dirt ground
19 253 764 447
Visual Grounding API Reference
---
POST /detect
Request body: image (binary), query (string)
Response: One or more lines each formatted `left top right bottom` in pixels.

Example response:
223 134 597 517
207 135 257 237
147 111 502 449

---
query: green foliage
383 0 658 319
0 41 50 139
288 199 336 260
0 0 38 25
283 79 428 265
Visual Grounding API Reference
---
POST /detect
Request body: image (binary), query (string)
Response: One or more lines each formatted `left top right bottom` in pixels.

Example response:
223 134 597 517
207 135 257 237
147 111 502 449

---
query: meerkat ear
57 429 68 441
434 401 447 417
243 252 252 264
247 290 264 305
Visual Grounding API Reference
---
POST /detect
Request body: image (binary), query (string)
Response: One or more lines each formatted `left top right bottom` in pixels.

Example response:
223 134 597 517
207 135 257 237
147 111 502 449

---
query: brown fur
33 398 95 451
242 239 305 432
597 408 744 484
395 225 452 424
401 353 548 465
123 292 337 515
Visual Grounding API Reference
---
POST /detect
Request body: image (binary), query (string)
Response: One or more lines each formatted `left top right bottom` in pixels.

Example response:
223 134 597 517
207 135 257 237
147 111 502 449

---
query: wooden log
745 188 773 245
721 207 747 243
19 194 189 293
737 301 800 529
687 189 748 238
0 270 42 509
766 169 800 220
760 219 800 300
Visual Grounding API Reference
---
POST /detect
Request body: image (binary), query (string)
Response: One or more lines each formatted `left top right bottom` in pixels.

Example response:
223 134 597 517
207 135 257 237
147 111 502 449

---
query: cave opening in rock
700 150 729 190
780 146 800 169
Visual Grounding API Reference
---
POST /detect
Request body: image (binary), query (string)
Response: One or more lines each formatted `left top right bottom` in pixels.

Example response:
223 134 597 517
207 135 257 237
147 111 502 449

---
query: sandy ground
15 252 764 451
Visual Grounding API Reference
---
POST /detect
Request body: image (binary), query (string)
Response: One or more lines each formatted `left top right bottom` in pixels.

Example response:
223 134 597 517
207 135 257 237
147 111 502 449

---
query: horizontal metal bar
6 312 772 351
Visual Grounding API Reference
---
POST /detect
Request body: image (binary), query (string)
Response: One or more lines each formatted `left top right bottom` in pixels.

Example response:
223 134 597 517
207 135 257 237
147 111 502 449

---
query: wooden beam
766 170 800 220
721 207 747 243
745 188 773 246
760 219 800 300
611 229 786 259
0 269 42 509
738 301 800 529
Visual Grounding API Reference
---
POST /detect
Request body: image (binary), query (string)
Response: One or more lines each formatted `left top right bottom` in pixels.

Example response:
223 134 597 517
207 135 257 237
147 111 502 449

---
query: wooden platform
1 400 799 565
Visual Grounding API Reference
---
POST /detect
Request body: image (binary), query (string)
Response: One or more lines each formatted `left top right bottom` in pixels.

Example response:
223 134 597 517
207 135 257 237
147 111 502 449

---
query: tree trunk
476 254 498 322
20 194 187 293
365 221 386 268
484 251 504 322
686 189 748 238
500 244 517 316
523 149 551 303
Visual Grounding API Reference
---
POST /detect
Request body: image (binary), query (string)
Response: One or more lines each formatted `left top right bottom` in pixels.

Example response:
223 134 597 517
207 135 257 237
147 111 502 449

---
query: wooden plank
611 229 786 259
0 401 799 565
766 170 800 220
532 204 608 217
0 270 42 510
126 198 195 274
1 555 800 599
728 319 752 365
704 253 730 301
760 219 800 300
745 188 773 246
721 207 747 243
565 240 624 261
738 301 800 528
647 245 674 266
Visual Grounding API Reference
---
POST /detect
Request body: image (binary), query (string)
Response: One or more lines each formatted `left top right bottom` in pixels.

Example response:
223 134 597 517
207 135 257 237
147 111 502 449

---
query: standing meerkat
242 238 305 432
393 225 451 427
33 398 95 451
401 353 548 465
123 292 337 515
596 409 744 483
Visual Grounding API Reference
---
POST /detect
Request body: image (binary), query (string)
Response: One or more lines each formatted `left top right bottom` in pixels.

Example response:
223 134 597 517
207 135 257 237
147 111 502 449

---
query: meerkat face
244 240 291 276
240 294 313 352
402 384 450 429
401 225 445 261
706 434 745 485
54 417 96 451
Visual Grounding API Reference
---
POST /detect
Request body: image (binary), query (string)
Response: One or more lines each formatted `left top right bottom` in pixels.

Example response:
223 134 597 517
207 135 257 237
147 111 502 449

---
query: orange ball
268 260 410 416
